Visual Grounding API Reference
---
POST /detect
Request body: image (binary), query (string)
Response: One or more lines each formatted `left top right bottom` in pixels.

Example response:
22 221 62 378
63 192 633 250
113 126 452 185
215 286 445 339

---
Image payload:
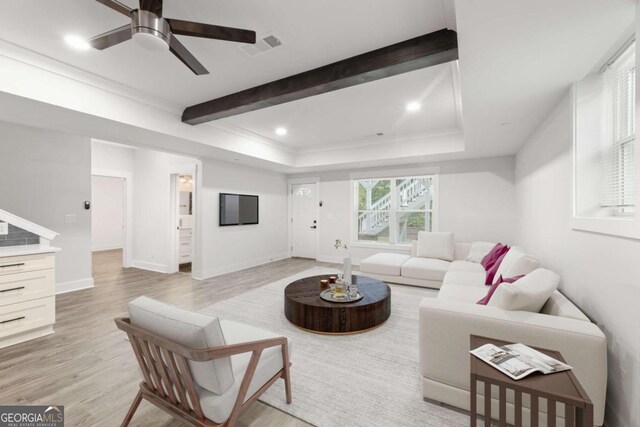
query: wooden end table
469 335 593 427
284 274 391 334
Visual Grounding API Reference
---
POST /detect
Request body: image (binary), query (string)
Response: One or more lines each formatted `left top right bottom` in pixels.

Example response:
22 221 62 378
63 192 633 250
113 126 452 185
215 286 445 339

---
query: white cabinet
179 228 192 263
0 251 56 349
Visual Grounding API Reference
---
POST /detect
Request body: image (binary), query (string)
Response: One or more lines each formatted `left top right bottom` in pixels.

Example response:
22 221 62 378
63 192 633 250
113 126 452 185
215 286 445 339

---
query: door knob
310 225 317 229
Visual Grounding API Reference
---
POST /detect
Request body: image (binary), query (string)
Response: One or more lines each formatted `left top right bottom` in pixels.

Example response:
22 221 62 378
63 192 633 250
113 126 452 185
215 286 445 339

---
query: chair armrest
419 297 607 425
192 336 289 361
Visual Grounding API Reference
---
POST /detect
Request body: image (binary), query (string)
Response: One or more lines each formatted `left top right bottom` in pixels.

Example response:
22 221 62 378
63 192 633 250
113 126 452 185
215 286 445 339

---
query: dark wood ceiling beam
182 28 458 125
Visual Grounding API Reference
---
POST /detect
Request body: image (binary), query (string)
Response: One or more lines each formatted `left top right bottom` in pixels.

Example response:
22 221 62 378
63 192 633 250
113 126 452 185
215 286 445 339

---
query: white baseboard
192 252 289 280
92 244 123 252
56 277 94 294
131 260 168 273
316 255 361 266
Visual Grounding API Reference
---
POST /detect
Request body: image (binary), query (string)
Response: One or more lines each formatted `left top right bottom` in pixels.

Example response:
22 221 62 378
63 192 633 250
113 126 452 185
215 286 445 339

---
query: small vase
342 256 352 285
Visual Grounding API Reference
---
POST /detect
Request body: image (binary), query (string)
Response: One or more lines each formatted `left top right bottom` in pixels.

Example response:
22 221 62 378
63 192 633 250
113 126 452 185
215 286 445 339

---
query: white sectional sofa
360 232 608 426
360 241 473 289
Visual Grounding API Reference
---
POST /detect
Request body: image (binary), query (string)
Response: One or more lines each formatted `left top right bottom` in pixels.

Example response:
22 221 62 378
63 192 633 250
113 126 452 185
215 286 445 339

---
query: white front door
291 183 318 258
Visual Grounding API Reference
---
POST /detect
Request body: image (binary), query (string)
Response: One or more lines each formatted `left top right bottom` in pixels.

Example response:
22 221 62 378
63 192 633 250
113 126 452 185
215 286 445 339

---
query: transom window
353 175 436 244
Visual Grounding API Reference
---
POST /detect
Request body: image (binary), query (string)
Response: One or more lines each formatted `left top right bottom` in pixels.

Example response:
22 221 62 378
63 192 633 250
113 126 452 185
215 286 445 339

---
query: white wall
91 176 124 251
289 156 517 263
132 148 197 273
92 140 135 173
515 94 640 427
194 159 289 279
0 120 92 292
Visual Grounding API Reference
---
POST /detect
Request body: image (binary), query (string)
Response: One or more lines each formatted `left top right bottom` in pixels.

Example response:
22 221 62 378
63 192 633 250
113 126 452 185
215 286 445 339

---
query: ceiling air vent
240 33 283 56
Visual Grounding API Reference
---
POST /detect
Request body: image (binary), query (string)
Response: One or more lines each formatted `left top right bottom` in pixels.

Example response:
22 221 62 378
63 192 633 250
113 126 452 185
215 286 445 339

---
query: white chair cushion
360 253 411 276
448 260 486 274
416 231 455 261
196 320 290 424
465 241 496 263
128 296 234 395
488 268 559 312
401 257 450 281
492 246 540 284
437 284 488 304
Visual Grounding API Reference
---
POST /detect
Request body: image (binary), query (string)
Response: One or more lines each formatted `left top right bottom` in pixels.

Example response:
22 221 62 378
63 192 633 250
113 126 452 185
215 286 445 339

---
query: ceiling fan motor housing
131 9 170 50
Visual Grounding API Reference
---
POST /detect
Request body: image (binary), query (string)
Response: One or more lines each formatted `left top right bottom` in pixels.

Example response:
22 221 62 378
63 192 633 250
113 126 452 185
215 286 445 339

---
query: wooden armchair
115 317 292 427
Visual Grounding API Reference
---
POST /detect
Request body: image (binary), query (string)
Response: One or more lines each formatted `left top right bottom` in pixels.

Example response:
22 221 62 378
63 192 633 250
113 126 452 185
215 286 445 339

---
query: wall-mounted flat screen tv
219 193 259 226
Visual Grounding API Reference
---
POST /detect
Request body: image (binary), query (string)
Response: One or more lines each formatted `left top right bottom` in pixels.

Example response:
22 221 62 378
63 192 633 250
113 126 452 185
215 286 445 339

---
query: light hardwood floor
0 250 331 426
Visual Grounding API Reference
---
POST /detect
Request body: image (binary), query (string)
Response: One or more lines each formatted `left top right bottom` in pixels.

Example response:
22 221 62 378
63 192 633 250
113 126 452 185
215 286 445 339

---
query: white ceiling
0 0 635 172
0 0 449 107
220 62 461 151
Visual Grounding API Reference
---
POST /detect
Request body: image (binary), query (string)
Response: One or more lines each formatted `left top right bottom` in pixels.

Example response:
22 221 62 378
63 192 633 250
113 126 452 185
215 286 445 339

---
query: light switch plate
0 222 8 235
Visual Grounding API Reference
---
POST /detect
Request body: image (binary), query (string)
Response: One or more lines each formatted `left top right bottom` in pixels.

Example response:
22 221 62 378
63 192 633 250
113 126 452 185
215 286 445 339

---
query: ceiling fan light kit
131 9 170 51
89 0 256 75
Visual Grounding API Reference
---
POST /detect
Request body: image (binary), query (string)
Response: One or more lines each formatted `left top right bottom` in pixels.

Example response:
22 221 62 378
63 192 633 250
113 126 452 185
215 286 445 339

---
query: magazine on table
470 343 572 380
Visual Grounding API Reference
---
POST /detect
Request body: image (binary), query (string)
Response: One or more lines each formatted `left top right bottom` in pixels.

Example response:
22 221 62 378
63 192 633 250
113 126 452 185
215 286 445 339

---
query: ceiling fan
89 0 257 75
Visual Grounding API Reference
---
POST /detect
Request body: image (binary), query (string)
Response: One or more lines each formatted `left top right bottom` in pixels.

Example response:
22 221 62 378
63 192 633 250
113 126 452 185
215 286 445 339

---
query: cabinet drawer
0 254 55 276
0 269 55 307
0 296 55 340
179 253 192 263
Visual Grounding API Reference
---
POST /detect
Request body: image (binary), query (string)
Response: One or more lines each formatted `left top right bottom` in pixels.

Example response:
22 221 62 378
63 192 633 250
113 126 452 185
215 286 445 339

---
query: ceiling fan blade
167 19 256 44
139 0 163 16
95 0 132 17
169 34 209 75
89 25 132 50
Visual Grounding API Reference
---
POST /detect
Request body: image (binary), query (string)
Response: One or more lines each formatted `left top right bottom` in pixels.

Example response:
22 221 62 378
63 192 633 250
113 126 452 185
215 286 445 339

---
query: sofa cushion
416 231 455 261
197 320 290 423
448 260 485 274
441 270 486 288
492 246 540 284
488 268 559 312
437 284 488 304
360 253 411 276
128 296 234 395
401 257 450 281
500 254 540 281
477 275 524 305
465 241 496 263
541 291 590 322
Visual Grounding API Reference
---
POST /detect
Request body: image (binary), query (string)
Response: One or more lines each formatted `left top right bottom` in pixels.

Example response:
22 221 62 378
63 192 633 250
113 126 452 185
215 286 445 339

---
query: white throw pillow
465 241 497 263
416 231 455 261
128 296 234 395
488 268 560 312
502 254 540 279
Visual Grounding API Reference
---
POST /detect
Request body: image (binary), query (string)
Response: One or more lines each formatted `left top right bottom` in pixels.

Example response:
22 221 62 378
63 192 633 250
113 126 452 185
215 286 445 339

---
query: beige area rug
200 267 469 427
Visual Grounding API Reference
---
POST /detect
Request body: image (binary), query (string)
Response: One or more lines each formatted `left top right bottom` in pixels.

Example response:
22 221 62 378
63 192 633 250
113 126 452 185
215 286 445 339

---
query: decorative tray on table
319 289 363 303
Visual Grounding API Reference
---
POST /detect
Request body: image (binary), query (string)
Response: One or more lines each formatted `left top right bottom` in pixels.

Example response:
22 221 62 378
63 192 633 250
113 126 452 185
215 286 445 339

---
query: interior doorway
169 172 196 275
290 182 319 259
91 175 126 267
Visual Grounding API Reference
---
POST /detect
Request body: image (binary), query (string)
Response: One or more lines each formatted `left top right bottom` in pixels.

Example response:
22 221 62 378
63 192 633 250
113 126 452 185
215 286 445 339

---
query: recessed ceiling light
275 127 287 136
406 102 421 112
64 35 90 51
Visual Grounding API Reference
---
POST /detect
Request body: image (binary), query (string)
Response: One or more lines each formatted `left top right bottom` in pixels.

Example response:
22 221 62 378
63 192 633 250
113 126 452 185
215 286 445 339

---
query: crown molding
0 37 183 115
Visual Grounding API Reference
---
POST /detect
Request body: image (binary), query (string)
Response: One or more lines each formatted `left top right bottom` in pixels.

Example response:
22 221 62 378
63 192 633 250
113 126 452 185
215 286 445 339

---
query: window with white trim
601 40 635 215
353 175 436 244
574 38 636 223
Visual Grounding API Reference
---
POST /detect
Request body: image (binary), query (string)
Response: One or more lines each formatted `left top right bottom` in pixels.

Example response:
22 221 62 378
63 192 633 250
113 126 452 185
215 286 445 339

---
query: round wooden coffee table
284 274 391 334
